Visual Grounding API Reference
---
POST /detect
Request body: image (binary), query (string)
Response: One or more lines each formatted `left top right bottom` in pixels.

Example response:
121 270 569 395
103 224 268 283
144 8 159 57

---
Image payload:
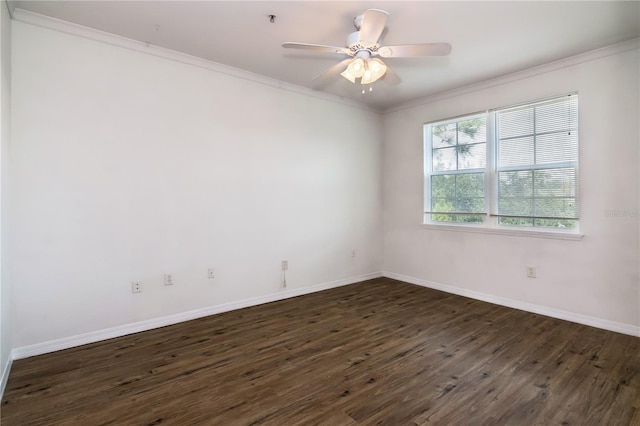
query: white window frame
423 94 582 240
424 112 488 226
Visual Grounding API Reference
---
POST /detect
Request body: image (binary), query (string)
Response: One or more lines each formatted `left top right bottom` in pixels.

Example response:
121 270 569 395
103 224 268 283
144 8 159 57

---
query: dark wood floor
2 277 639 425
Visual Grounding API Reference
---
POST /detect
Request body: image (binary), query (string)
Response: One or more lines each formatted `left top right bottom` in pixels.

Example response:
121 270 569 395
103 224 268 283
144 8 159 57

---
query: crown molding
383 37 640 114
12 8 381 114
13 7 637 117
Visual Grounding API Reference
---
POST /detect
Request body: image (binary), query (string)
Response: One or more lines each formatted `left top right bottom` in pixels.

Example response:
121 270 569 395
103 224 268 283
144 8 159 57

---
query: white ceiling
8 1 640 110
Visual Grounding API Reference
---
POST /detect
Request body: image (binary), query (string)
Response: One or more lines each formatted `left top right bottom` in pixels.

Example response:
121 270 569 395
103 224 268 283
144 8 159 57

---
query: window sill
421 223 584 241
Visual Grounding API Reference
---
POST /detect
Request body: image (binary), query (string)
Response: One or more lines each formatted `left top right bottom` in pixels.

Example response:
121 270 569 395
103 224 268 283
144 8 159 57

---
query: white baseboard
0 354 13 401
12 272 383 360
11 270 636 362
384 271 640 337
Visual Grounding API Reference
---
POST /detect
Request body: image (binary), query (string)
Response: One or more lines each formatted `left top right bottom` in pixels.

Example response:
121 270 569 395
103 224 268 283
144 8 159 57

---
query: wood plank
2 278 638 425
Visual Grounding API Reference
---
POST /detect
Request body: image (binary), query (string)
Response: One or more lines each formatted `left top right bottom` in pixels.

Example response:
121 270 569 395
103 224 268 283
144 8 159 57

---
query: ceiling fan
282 9 452 90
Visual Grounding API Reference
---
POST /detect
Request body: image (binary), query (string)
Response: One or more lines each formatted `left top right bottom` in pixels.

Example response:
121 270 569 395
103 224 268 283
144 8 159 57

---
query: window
427 114 487 223
424 94 579 233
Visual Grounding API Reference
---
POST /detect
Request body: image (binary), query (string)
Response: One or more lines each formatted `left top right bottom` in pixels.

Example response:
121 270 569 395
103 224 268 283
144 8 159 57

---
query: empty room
0 1 639 424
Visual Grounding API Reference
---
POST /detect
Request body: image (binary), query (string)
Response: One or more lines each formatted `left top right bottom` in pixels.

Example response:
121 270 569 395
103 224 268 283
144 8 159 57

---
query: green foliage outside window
430 117 486 223
497 169 576 229
426 95 578 230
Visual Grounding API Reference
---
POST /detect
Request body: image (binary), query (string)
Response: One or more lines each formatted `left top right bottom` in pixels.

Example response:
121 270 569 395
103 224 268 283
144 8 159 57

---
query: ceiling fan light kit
339 56 388 85
282 9 452 90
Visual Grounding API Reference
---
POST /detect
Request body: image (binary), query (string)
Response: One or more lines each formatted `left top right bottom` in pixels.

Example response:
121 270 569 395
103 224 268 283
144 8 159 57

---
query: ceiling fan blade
382 66 401 86
312 58 353 86
282 42 351 55
358 9 389 44
377 43 452 58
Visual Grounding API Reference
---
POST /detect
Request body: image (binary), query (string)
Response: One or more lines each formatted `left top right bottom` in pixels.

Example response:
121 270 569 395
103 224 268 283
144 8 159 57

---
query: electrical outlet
208 268 215 279
132 281 142 293
281 260 288 271
527 266 537 278
164 274 173 286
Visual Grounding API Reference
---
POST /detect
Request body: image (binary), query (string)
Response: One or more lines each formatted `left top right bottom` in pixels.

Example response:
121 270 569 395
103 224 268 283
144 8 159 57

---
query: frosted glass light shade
340 69 356 83
340 58 387 85
365 58 387 84
347 58 365 78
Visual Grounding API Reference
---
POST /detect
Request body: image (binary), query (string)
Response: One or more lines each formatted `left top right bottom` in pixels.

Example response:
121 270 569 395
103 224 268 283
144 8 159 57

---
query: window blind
496 95 578 228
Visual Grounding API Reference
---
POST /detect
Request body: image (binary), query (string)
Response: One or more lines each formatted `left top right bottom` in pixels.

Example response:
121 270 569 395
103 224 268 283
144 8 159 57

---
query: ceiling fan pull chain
361 85 373 94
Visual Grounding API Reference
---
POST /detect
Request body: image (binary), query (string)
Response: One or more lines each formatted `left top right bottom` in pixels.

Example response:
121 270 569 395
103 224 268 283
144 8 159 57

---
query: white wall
11 21 383 349
383 46 640 332
0 0 11 381
8 12 639 357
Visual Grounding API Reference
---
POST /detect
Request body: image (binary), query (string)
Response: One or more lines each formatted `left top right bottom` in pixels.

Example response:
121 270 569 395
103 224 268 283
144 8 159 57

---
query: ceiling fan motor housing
353 13 365 30
346 31 379 56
